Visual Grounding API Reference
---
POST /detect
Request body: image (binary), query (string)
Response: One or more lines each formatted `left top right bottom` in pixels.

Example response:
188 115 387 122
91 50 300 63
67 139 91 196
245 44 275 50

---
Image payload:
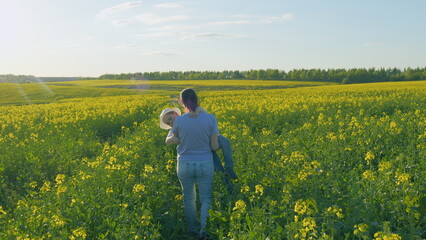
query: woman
166 88 219 239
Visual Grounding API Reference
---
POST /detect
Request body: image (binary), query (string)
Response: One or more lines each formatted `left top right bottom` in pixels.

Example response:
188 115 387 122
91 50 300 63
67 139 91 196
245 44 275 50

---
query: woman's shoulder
200 111 215 118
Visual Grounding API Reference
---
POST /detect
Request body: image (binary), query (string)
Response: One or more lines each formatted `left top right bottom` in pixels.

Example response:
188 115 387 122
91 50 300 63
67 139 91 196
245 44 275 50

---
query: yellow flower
240 185 250 193
328 205 344 218
29 181 37 188
378 161 392 172
52 214 66 227
255 184 264 196
289 151 306 162
354 223 369 235
365 151 375 165
302 217 317 230
374 232 402 240
119 203 129 209
133 184 146 193
40 181 51 192
0 206 7 215
106 187 114 193
362 170 376 181
395 171 410 185
166 160 174 172
55 174 66 184
70 227 87 239
233 200 247 212
175 194 183 201
144 165 154 173
294 199 318 215
57 185 68 195
140 214 152 226
108 156 117 164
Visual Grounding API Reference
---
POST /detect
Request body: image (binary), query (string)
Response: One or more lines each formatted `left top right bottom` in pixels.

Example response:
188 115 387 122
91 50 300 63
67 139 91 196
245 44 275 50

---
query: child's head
159 108 181 129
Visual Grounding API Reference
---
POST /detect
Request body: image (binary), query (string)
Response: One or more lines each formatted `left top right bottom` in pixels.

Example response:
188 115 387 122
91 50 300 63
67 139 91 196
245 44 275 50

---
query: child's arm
165 130 180 145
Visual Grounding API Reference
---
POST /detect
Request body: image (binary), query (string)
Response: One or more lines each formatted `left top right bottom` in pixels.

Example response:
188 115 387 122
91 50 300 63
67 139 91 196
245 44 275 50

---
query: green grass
0 79 337 106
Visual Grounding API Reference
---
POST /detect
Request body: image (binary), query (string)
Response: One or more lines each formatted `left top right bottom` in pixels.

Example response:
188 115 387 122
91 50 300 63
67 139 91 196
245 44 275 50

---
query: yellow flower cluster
362 170 376 181
395 170 410 185
40 181 51 193
293 217 318 239
240 185 250 193
365 151 375 165
327 206 344 218
353 223 369 235
70 227 87 239
255 184 264 196
298 161 321 181
233 200 247 212
133 184 146 193
374 232 402 240
0 206 7 215
378 161 392 172
294 199 318 216
55 174 66 184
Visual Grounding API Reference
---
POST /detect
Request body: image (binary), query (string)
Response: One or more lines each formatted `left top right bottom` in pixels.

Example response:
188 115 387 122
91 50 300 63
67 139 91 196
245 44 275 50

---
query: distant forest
2 67 426 84
99 67 426 84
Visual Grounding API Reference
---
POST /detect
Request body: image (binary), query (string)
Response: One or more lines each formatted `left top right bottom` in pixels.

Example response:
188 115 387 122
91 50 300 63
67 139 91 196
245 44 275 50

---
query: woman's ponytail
180 88 198 112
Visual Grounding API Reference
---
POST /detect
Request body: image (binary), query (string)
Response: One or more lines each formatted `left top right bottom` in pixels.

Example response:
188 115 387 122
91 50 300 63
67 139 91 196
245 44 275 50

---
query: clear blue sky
1 0 425 77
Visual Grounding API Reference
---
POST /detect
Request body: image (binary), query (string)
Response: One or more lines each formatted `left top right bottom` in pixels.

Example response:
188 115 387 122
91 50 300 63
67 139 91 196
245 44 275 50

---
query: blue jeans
212 135 234 171
177 160 214 234
212 135 236 192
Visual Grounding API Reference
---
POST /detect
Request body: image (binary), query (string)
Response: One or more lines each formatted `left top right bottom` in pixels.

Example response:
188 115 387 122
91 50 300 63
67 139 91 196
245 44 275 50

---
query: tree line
98 67 426 84
2 67 425 84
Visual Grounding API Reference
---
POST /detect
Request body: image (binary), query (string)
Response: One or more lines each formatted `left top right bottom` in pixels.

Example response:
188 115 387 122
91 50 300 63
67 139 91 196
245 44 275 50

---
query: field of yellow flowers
0 80 425 239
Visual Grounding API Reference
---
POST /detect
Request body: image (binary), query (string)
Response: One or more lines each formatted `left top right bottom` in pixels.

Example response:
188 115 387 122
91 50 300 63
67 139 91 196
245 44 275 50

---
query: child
159 107 238 186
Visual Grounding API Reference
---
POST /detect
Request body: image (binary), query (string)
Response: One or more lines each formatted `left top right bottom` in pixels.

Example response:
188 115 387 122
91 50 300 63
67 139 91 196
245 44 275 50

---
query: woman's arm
211 134 219 151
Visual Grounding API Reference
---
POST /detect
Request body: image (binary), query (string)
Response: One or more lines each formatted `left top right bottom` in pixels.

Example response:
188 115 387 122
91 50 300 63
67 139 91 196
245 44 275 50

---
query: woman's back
172 112 218 162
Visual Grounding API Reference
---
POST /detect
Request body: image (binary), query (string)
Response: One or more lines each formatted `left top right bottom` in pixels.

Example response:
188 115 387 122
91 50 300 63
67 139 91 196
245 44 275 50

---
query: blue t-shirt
171 112 219 162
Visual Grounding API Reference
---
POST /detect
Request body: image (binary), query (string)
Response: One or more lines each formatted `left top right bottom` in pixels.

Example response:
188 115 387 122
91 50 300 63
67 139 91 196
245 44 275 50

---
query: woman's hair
180 88 198 112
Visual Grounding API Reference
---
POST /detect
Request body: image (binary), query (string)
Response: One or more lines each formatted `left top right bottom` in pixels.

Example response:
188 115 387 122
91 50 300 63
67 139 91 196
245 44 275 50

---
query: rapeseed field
0 80 425 239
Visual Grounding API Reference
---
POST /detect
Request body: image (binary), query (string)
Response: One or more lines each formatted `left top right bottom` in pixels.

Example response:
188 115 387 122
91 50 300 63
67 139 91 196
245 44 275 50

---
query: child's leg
212 151 224 172
218 135 237 179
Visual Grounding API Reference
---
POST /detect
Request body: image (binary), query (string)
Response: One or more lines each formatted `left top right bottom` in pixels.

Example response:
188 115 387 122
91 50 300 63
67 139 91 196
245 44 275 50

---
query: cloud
111 19 134 26
135 13 190 24
148 25 199 31
261 14 294 23
144 50 180 56
155 2 181 8
138 31 185 38
183 33 245 40
208 20 251 26
96 1 142 20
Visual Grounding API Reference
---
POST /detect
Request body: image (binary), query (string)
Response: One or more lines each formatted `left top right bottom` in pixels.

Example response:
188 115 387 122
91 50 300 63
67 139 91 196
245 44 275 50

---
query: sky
0 0 425 77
